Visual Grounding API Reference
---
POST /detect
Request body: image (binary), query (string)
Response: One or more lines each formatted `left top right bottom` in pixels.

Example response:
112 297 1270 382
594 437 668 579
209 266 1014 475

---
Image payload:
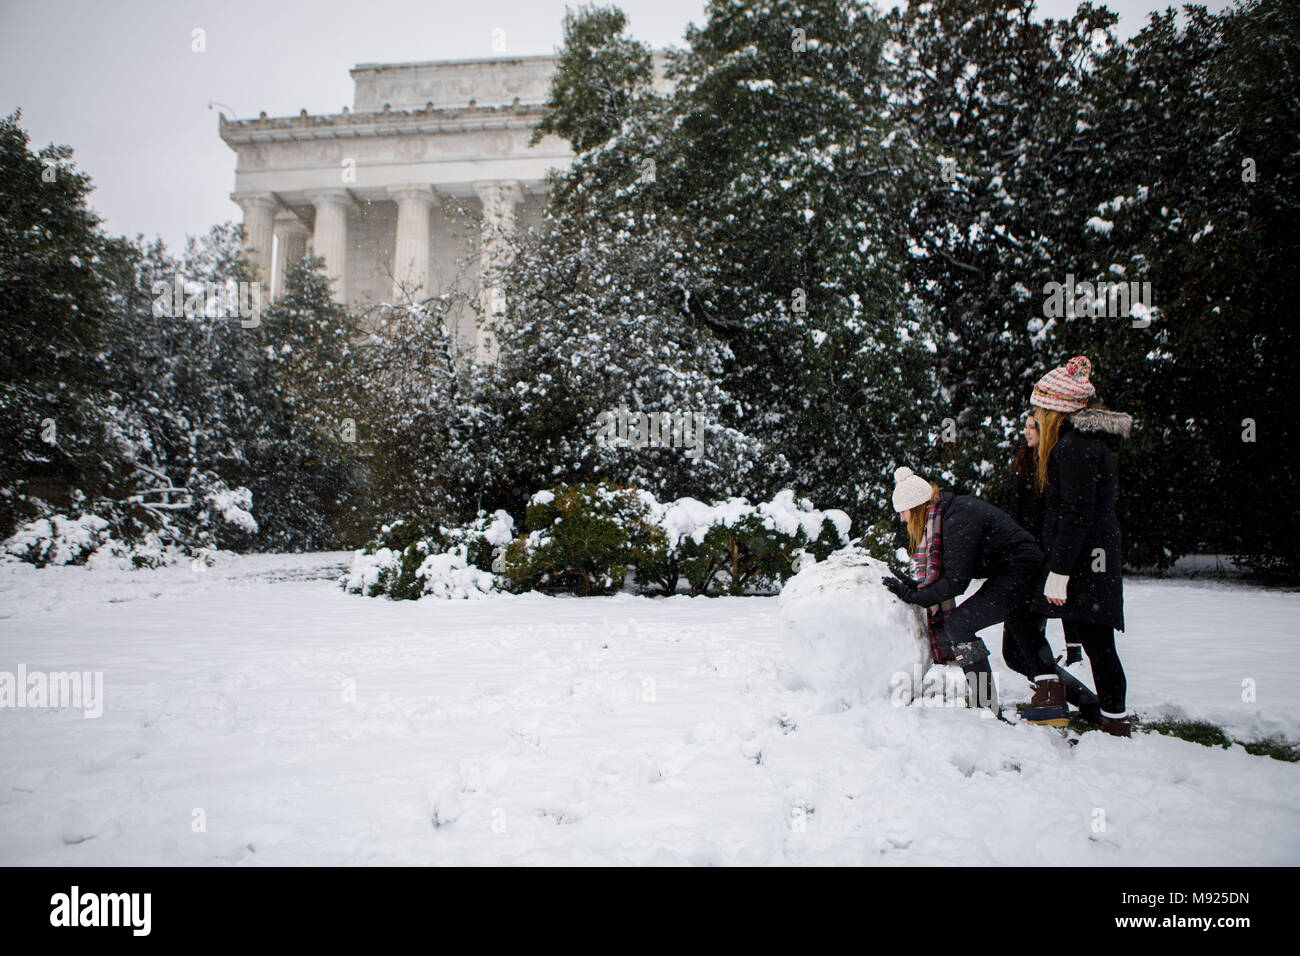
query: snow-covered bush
413 552 496 600
854 517 905 565
1 514 112 567
501 485 667 595
342 546 400 597
778 547 930 705
0 512 186 569
201 483 258 543
354 485 853 599
639 490 851 596
342 510 515 599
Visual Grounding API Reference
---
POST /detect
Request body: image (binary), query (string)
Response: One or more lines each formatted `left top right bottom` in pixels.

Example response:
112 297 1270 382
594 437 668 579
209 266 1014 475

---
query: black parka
1000 445 1044 539
1033 407 1132 631
912 491 1043 607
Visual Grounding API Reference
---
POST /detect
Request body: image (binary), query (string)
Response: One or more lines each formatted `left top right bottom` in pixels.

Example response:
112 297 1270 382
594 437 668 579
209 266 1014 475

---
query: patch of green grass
1136 717 1300 762
1011 707 1298 761
1136 717 1232 749
1237 737 1300 762
1066 713 1096 736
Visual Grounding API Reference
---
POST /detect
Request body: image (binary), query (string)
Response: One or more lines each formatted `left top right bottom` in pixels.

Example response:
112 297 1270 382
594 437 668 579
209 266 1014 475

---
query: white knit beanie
892 466 933 513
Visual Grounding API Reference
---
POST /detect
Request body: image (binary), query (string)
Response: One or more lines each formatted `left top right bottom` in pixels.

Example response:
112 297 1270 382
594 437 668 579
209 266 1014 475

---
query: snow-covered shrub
84 530 177 570
441 509 516 573
414 551 496 600
778 548 930 705
351 486 852 599
1 513 112 567
854 517 905 565
0 511 186 569
342 510 515 599
342 546 401 597
501 485 667 595
640 490 851 596
200 482 258 546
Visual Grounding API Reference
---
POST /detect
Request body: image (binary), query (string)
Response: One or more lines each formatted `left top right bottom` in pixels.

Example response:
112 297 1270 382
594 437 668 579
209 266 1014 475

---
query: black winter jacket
912 491 1043 607
1000 445 1045 539
1033 407 1132 631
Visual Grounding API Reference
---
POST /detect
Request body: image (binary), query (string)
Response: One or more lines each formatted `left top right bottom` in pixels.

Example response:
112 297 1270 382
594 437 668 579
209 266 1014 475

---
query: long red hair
906 485 943 552
1033 408 1067 493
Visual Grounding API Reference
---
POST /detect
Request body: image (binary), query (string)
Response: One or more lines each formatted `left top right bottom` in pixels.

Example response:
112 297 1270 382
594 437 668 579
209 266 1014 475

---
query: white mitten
1044 572 1069 603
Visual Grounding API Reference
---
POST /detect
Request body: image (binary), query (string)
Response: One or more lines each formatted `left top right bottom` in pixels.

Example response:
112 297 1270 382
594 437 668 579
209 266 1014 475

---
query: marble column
472 180 523 362
232 192 278 285
387 184 436 303
308 189 354 304
271 215 311 300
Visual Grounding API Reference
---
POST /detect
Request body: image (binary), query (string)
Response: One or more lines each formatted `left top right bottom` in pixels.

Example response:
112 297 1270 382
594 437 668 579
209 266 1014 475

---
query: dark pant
1004 613 1103 720
943 551 1041 648
1064 619 1127 715
1002 609 1057 679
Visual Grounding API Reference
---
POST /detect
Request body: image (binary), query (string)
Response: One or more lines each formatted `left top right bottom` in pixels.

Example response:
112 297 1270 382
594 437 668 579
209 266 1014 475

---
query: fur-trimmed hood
1069 407 1132 447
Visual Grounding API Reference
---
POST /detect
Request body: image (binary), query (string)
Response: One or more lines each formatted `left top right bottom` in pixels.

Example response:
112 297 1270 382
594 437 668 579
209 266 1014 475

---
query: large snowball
778 548 930 705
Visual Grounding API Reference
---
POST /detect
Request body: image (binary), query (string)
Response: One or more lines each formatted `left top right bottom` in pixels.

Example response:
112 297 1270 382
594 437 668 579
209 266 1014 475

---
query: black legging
1003 613 1104 720
1064 619 1127 716
1003 607 1057 679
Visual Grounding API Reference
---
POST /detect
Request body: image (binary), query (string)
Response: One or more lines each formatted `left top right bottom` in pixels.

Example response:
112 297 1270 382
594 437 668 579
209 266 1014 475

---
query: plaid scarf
912 499 957 663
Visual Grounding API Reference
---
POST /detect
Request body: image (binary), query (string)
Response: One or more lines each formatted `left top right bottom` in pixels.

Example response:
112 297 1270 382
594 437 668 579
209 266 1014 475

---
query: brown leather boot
1101 714 1132 738
1021 676 1068 726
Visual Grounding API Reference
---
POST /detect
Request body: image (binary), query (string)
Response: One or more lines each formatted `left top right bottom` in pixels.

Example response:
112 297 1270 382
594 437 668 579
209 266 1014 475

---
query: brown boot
1101 714 1132 738
1021 675 1068 726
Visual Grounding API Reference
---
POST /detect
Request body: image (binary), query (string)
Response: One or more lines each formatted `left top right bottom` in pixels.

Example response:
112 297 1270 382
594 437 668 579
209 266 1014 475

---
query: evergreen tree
355 294 500 524
531 4 654 153
645 0 938 517
516 0 936 528
246 256 367 550
1056 0 1300 571
885 0 1120 493
98 224 266 551
493 3 769 512
0 111 124 533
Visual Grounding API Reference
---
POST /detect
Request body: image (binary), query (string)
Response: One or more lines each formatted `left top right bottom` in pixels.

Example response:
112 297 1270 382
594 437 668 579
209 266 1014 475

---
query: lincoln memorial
220 54 669 361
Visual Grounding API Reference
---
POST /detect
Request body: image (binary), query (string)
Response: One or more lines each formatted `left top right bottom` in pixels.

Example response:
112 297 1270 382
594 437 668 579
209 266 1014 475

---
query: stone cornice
219 104 547 147
350 53 563 73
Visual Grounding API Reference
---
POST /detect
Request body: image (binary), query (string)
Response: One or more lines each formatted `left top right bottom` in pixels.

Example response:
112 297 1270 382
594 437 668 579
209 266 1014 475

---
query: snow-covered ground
1 552 1296 865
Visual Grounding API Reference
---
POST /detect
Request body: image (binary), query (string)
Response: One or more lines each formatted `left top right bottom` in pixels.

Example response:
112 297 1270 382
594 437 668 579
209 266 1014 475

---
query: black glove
931 637 956 665
882 575 921 604
1065 643 1083 666
889 566 920 590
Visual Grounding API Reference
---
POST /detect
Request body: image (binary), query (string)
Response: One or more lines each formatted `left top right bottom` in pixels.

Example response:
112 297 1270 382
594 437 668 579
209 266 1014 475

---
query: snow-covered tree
885 0 1120 493
503 0 936 529
0 110 125 534
1054 0 1300 571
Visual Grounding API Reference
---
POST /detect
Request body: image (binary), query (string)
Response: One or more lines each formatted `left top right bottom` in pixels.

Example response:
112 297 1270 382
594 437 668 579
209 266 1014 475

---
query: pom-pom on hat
892 466 933 513
1031 355 1097 413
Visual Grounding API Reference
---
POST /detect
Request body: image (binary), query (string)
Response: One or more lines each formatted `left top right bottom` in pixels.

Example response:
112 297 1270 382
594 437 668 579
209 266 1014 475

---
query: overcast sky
0 0 1233 252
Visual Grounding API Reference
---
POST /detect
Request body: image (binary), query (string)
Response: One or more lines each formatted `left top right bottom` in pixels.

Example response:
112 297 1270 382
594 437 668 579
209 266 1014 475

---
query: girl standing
1029 356 1134 737
1000 412 1102 725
